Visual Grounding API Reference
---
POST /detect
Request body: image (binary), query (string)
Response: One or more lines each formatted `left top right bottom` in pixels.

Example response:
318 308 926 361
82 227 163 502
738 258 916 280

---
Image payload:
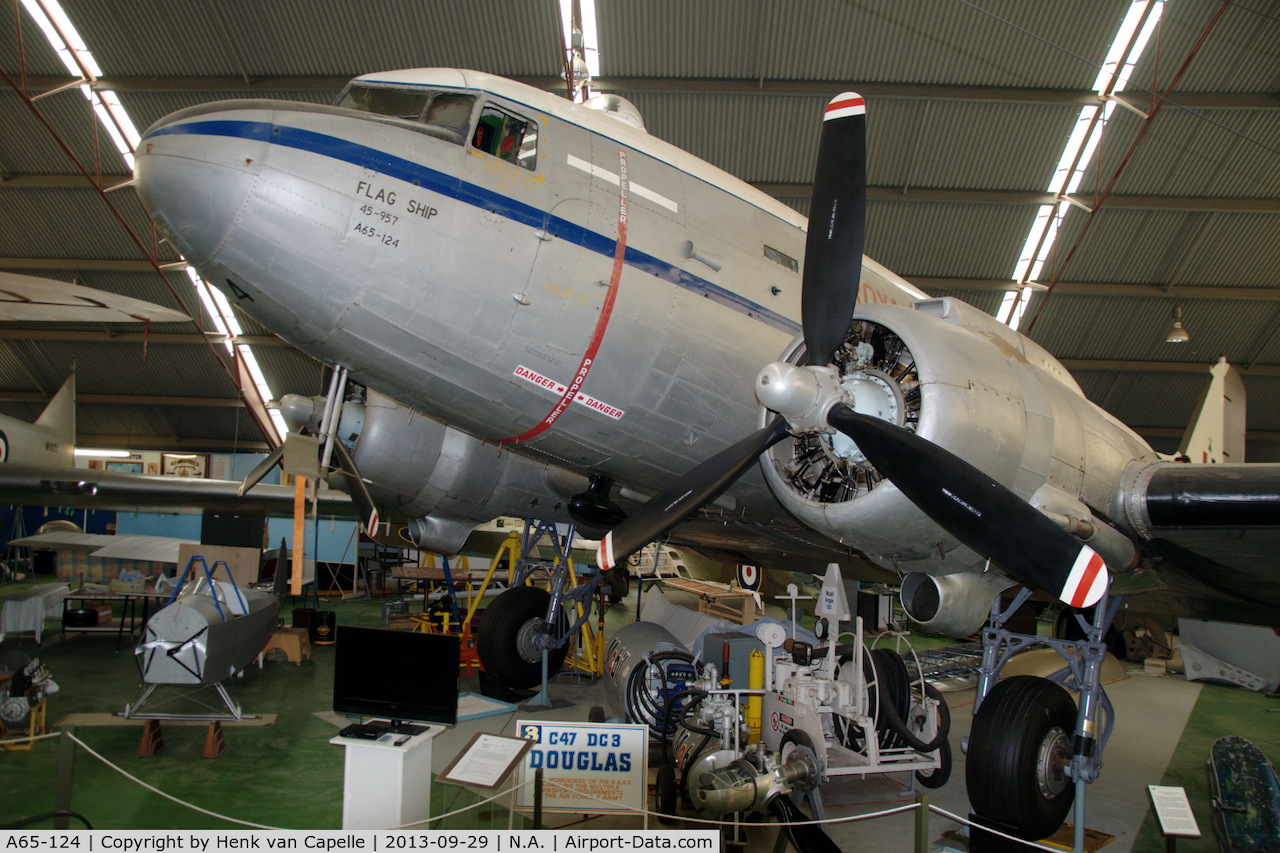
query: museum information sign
514 720 648 813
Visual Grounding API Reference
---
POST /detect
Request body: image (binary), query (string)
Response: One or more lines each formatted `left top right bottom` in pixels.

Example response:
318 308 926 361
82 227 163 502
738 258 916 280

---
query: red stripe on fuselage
497 148 630 444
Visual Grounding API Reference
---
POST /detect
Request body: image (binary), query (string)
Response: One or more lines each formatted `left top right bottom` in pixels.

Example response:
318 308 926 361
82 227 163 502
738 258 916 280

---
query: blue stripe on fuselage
144 119 802 335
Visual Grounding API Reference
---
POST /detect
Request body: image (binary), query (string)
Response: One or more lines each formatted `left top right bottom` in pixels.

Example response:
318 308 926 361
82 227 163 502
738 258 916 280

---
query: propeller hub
831 369 905 463
756 362 846 433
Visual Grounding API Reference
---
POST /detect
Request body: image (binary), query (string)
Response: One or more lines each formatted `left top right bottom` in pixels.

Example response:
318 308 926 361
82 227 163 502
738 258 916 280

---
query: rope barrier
66 732 284 830
57 730 536 831
539 777 922 827
398 778 540 828
1 729 62 745
53 726 1065 850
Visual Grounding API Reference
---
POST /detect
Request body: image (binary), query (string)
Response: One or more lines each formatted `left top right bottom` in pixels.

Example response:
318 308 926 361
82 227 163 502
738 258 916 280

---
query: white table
330 725 441 829
0 583 69 644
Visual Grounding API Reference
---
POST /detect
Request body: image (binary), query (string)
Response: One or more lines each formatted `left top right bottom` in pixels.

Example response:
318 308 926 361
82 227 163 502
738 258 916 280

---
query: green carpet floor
2 591 518 831
1130 680 1280 853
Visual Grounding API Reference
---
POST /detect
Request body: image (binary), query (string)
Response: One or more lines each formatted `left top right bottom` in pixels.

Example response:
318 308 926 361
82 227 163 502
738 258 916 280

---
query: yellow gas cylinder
746 648 764 743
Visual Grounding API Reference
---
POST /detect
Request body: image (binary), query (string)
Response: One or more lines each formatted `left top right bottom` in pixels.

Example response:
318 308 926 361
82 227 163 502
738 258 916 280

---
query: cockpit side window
472 104 538 170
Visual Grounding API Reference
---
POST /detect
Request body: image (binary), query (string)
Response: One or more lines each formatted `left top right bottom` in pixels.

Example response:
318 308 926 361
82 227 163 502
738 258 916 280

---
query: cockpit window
338 85 430 121
426 94 475 137
335 84 476 145
472 105 538 170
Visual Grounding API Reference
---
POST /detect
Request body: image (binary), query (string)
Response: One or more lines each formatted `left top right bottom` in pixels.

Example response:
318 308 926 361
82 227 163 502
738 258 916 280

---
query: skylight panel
999 1 1164 331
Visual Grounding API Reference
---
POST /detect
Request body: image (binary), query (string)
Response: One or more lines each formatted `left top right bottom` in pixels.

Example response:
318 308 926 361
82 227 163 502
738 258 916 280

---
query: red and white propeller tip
1061 546 1109 609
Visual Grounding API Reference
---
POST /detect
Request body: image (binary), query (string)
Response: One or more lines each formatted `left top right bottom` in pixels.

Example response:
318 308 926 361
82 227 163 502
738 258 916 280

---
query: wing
1119 462 1280 624
0 461 354 517
0 272 190 323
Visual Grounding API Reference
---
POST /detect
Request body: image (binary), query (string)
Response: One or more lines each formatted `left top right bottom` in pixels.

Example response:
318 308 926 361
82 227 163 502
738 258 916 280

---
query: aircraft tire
477 586 568 689
966 675 1076 840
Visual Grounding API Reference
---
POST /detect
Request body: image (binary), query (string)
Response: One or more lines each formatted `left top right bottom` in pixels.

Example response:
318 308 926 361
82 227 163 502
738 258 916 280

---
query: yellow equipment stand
0 698 46 751
461 528 605 678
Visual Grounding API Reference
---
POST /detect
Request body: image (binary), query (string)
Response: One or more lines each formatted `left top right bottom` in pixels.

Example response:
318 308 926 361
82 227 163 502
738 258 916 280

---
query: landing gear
474 519 610 690
476 586 568 688
966 675 1076 839
966 587 1121 846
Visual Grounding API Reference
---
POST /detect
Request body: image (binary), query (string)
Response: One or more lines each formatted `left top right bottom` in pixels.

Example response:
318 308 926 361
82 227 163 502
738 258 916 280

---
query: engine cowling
758 298 1155 624
900 571 1018 638
280 388 581 553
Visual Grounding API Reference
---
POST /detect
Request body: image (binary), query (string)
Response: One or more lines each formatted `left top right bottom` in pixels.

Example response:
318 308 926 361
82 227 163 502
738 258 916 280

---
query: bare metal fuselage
133 69 1157 597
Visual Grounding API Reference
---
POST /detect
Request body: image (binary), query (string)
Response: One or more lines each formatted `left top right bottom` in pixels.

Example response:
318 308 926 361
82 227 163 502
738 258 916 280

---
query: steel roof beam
910 278 1280 301
76 433 272 452
0 330 289 345
1062 359 1280 376
13 74 1279 110
756 184 1280 213
0 391 244 406
5 175 1275 214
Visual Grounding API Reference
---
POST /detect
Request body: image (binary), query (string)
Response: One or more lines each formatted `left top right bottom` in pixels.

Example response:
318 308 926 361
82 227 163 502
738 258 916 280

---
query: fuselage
133 68 1157 576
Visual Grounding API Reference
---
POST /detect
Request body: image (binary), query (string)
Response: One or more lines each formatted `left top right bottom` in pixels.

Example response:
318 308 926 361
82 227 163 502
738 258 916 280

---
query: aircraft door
455 101 551 369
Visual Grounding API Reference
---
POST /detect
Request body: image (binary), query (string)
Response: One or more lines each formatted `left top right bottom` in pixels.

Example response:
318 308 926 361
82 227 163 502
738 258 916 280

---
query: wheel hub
1036 725 1072 798
515 617 549 663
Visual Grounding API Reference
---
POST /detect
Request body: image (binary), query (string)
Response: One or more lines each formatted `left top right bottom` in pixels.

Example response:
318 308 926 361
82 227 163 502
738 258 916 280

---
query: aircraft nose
133 105 272 266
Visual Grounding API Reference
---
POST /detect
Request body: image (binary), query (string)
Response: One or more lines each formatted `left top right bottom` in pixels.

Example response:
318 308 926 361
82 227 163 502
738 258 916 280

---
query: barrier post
533 767 543 829
56 726 75 829
915 791 929 853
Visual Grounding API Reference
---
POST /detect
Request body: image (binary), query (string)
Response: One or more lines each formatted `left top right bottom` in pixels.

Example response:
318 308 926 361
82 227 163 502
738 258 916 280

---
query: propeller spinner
596 93 1108 610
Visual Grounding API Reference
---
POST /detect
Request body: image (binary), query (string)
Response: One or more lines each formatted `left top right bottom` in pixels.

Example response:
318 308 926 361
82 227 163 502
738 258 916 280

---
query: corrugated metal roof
0 0 1276 467
601 0 1126 88
68 0 564 78
867 201 1033 278
1129 1 1280 95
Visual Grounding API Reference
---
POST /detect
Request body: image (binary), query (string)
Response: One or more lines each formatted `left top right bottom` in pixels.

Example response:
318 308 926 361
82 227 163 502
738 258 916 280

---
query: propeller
235 382 381 538
595 92 1108 609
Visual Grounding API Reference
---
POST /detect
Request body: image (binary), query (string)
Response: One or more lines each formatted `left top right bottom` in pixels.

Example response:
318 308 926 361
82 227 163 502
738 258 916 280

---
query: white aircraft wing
0 462 354 518
0 272 189 324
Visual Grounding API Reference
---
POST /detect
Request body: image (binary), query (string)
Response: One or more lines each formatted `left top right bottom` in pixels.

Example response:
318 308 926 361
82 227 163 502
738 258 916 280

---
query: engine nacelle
282 388 582 553
900 571 1018 637
758 299 1156 627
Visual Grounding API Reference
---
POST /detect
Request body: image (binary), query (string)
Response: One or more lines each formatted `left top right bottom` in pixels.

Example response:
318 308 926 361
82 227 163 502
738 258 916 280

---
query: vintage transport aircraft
8 66 1278 837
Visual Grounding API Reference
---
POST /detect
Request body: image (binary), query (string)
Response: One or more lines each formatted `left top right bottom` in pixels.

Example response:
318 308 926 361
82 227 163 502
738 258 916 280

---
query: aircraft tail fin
1178 357 1245 463
34 372 76 448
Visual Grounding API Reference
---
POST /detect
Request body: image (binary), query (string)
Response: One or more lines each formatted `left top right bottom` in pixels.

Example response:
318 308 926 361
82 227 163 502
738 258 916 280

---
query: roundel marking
737 564 760 591
0 429 7 462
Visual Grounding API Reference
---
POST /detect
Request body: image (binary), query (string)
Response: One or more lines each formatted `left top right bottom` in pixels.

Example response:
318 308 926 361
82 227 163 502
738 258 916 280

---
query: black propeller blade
593 90 1106 610
801 93 867 367
596 417 789 571
593 93 870 572
826 405 1107 607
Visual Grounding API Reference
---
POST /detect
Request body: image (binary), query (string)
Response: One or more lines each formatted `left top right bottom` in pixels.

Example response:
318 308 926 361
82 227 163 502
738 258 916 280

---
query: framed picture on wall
106 461 143 474
161 453 209 478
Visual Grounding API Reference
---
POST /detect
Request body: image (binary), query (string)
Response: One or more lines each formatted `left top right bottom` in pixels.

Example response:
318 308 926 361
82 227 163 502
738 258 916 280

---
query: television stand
387 722 427 736
329 723 441 829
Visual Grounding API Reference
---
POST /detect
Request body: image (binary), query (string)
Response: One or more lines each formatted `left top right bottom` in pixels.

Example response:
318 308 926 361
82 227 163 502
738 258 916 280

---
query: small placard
513 721 648 813
439 733 532 790
1149 785 1201 837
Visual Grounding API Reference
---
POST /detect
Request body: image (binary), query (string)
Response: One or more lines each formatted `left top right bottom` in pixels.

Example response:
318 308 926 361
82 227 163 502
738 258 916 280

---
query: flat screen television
333 625 461 730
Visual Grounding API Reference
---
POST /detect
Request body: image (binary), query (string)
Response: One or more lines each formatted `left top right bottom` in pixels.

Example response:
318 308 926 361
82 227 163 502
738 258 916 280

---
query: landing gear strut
965 586 1122 848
